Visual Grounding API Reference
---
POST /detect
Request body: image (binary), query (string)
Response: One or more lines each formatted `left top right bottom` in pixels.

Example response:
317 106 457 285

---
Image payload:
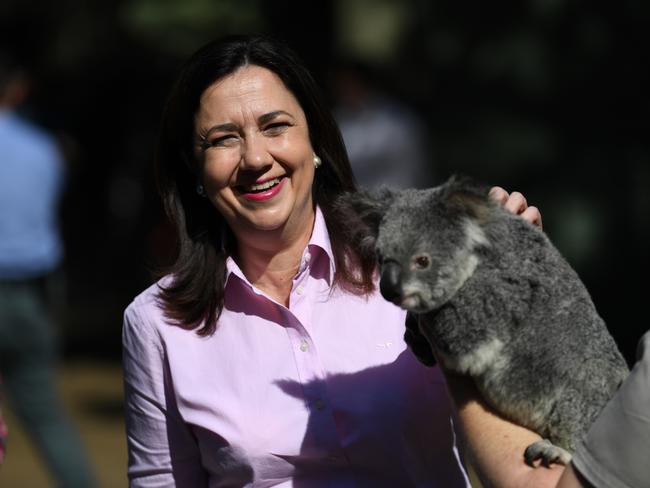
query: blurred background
0 0 648 486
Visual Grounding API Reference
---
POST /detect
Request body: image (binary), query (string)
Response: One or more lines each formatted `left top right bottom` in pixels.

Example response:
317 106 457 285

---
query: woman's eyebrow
199 122 239 140
258 110 292 125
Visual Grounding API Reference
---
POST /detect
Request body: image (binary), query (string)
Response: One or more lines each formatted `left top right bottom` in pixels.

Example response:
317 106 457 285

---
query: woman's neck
234 210 316 306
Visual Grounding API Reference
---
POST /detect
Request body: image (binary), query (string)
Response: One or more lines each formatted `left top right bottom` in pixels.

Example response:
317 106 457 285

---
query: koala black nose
380 261 403 303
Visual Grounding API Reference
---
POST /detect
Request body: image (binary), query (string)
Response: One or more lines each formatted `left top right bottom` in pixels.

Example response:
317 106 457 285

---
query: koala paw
524 439 572 467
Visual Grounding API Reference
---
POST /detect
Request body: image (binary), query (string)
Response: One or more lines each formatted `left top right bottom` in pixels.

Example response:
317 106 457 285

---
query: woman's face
194 65 316 240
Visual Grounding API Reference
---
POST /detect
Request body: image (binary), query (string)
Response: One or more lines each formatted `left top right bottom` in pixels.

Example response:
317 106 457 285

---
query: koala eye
413 255 431 270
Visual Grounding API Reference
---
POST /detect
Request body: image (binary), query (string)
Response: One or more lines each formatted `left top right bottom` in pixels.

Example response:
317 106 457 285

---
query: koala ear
439 174 492 222
334 187 395 238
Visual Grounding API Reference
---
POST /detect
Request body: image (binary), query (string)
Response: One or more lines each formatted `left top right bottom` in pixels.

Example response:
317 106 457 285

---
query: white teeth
247 178 280 192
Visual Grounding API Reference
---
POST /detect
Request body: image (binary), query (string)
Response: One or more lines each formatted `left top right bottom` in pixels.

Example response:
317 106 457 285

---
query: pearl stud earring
313 154 322 169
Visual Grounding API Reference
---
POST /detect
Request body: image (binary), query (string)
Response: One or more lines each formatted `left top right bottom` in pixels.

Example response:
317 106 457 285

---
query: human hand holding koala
335 176 628 469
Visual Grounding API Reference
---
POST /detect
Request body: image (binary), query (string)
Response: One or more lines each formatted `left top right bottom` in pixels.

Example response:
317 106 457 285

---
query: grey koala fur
335 176 629 467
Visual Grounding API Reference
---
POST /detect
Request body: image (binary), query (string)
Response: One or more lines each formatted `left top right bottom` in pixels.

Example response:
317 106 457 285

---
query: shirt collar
309 205 336 283
225 205 335 289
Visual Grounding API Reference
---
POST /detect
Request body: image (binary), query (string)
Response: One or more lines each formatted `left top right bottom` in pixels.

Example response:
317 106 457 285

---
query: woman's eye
263 122 289 135
414 255 431 270
210 134 238 147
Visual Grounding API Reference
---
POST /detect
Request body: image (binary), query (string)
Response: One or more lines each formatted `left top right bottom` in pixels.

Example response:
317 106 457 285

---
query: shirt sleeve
571 331 650 488
122 303 207 487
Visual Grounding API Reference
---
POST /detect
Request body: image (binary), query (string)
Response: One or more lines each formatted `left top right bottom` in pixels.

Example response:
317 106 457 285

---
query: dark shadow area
80 396 125 421
275 350 468 487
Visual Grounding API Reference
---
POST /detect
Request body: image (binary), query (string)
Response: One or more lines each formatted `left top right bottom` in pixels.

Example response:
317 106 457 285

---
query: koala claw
524 439 572 467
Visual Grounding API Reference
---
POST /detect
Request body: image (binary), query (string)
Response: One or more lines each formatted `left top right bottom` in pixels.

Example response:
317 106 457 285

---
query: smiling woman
122 35 553 488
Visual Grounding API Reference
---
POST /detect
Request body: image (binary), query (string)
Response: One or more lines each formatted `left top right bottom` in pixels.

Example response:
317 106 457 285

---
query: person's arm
445 374 566 488
556 464 590 488
122 304 207 487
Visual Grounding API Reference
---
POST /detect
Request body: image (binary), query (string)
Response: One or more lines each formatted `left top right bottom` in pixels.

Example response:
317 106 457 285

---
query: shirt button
299 340 309 352
303 252 311 263
314 399 325 411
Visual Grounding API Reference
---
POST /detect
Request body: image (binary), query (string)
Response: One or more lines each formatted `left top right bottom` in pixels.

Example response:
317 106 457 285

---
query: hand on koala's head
489 186 542 229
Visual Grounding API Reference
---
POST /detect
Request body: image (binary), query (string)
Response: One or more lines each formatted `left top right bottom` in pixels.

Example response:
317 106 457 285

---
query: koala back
419 202 629 450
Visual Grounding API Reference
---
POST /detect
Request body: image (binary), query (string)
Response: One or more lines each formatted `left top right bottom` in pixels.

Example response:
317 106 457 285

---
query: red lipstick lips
238 176 286 202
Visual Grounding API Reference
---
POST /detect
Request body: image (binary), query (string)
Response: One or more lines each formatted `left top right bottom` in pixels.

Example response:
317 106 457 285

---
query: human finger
520 206 543 230
488 186 509 205
504 191 528 215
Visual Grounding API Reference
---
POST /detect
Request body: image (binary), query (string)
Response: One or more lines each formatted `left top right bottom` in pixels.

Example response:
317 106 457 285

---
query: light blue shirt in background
0 109 64 279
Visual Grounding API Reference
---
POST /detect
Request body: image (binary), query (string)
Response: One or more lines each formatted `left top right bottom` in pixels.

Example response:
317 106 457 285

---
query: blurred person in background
0 48 95 487
333 60 432 189
0 378 6 465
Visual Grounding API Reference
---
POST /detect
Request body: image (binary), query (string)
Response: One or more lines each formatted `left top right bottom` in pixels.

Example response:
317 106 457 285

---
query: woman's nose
240 134 272 170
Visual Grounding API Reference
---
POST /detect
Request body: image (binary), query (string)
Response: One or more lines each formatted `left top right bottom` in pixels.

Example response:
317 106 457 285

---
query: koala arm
404 312 436 367
444 373 566 488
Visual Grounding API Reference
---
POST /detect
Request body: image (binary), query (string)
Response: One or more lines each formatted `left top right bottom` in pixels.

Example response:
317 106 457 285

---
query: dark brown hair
156 35 376 335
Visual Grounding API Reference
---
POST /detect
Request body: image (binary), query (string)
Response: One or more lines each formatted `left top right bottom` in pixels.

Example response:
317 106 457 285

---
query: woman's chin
237 207 294 234
221 188 314 239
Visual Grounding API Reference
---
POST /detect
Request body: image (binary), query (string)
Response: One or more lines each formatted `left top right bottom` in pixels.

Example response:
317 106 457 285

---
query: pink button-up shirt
123 208 470 487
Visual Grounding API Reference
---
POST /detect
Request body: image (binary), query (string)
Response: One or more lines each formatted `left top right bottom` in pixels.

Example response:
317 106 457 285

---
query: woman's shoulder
123 276 173 336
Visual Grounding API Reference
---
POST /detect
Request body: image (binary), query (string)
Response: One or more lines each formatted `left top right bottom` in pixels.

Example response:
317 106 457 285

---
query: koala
335 176 629 467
